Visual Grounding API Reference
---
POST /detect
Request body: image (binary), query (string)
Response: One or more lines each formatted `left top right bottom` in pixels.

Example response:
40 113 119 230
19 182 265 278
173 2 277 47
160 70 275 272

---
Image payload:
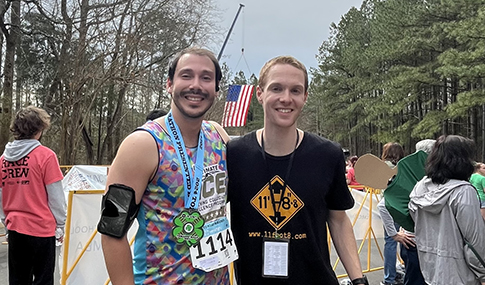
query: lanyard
165 111 205 210
260 129 299 226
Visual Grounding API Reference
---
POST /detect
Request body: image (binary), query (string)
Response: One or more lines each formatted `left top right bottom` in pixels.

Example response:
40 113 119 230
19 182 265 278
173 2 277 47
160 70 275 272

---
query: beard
172 89 214 119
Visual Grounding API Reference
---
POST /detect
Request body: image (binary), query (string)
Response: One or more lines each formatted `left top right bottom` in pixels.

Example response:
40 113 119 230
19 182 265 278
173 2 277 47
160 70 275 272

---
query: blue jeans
400 245 426 285
383 223 400 284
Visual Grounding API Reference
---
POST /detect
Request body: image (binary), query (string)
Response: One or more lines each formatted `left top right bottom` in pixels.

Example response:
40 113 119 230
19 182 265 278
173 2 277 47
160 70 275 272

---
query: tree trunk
14 31 21 111
482 104 485 162
67 0 89 164
58 0 73 165
0 0 20 154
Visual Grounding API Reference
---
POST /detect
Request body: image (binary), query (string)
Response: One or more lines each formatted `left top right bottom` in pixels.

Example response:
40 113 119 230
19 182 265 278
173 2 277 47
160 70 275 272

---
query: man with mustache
99 47 234 285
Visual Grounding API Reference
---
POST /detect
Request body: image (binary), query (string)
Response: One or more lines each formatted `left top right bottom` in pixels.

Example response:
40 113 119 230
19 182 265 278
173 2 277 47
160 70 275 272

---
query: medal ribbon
165 111 205 210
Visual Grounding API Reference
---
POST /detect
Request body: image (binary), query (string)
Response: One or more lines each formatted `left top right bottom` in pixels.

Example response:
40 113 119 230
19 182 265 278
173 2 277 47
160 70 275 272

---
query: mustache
180 89 209 97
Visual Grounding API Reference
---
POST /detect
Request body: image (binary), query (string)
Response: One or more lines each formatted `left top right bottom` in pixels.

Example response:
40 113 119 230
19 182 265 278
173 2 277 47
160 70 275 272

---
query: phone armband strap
97 184 140 238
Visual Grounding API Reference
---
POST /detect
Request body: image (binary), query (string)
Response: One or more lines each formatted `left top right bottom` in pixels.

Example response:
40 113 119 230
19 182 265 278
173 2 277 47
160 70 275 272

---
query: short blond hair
258 56 308 92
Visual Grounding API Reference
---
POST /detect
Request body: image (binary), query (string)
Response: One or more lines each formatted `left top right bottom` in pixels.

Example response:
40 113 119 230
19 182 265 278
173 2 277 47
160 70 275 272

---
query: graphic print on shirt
199 163 226 223
133 121 229 284
2 156 30 185
250 175 304 230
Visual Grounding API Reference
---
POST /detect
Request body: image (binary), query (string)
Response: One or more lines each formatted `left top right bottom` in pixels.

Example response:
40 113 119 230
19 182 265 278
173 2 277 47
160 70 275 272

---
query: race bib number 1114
189 228 239 272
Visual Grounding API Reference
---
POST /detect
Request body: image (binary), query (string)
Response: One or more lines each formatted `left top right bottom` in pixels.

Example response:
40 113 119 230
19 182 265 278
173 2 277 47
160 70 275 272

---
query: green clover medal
172 210 205 246
165 112 206 247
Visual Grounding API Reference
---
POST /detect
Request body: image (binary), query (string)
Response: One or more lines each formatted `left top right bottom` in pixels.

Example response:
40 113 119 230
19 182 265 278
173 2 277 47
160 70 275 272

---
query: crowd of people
0 47 484 285
347 138 485 285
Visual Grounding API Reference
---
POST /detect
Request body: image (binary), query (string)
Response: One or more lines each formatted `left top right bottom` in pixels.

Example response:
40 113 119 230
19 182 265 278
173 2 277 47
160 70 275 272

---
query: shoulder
304 132 340 147
118 130 157 154
449 181 478 201
36 145 57 156
32 145 59 162
301 132 343 156
106 131 158 199
111 130 158 170
227 131 256 150
205 120 230 144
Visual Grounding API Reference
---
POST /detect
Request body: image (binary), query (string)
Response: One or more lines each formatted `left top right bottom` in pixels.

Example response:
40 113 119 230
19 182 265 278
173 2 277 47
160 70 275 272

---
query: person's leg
400 245 409 285
32 235 56 285
383 227 397 284
400 245 426 285
8 230 34 285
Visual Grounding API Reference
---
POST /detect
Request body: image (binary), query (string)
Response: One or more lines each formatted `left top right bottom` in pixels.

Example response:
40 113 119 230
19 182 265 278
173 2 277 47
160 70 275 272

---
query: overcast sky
212 0 363 79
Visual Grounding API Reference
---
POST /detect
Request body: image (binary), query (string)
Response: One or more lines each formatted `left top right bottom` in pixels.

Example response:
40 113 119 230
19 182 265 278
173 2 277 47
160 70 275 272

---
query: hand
55 227 64 245
391 230 416 249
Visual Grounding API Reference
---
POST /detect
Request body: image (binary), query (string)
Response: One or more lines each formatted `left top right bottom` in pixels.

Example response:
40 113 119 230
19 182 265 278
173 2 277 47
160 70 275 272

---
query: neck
167 109 203 148
258 127 301 156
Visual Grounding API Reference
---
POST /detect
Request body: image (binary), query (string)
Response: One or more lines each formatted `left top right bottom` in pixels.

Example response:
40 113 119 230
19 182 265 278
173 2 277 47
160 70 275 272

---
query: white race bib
190 226 239 272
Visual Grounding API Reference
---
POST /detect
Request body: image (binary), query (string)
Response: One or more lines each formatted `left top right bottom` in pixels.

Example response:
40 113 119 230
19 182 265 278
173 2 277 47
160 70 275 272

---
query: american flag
222 85 254 127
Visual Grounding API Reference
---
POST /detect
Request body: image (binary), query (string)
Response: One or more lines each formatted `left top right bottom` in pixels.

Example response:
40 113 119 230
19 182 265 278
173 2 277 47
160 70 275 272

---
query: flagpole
217 4 245 61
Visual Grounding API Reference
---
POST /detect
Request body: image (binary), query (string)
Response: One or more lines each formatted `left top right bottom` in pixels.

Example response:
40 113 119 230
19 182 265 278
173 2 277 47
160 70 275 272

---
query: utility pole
217 3 245 61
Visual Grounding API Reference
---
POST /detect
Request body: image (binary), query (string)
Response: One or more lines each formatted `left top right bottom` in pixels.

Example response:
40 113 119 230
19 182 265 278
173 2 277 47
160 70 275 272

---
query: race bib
189 218 239 272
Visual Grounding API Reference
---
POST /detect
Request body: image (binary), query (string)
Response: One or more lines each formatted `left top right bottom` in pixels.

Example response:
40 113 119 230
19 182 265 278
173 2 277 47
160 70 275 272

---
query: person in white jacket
409 135 485 285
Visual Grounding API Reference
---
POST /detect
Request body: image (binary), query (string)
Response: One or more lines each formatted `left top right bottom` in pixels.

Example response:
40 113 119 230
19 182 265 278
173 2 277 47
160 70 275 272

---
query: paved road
0 227 7 285
0 226 390 285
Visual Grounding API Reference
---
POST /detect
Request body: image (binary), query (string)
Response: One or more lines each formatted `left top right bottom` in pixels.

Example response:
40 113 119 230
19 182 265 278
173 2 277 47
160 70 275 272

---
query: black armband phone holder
97 184 140 238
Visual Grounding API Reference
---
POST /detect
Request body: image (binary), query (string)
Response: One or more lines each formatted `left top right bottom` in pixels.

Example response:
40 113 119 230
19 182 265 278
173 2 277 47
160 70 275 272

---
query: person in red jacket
0 106 66 285
346 155 363 191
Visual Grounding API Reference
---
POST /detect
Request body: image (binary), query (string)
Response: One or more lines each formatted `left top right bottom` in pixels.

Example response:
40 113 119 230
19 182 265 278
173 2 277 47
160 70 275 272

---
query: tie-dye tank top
133 120 230 285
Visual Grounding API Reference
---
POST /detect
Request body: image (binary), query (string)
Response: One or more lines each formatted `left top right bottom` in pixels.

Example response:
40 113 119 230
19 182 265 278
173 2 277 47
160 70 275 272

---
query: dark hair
426 135 475 184
145 109 167 121
167 47 222 92
349 156 358 167
10 106 51 140
381 142 404 165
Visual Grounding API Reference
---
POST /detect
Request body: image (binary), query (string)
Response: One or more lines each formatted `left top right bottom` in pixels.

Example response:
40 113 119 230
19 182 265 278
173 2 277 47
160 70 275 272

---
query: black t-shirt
227 131 354 285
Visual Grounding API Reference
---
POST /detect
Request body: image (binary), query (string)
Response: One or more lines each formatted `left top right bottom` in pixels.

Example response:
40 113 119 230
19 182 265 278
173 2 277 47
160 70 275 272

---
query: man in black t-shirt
227 56 367 285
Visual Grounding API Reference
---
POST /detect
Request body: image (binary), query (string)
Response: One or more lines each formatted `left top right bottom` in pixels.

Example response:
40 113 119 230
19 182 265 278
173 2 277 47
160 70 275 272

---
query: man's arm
377 198 415 249
101 131 158 285
46 181 67 243
454 186 485 284
327 210 365 283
